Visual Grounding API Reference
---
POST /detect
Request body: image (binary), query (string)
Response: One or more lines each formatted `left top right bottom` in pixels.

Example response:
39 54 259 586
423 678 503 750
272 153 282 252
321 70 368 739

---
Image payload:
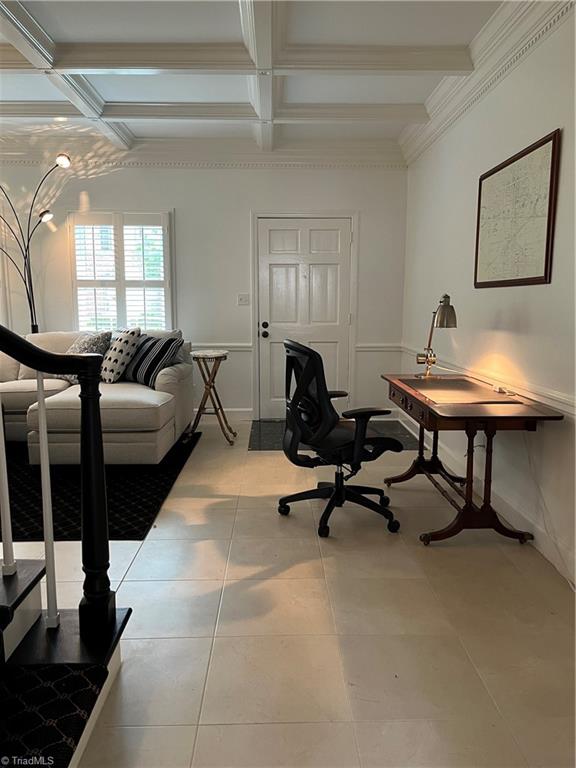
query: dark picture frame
474 129 561 288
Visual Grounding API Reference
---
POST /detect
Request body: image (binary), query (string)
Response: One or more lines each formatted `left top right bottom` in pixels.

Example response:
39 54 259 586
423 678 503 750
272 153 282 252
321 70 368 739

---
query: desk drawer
389 386 427 425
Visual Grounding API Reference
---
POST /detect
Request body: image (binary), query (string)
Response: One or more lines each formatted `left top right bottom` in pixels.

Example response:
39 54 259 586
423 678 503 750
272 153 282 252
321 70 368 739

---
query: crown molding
0 136 407 170
400 1 574 164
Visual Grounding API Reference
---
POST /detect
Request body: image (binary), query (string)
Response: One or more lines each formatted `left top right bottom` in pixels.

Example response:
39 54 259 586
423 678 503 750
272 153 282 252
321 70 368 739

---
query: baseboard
193 407 253 421
397 413 574 585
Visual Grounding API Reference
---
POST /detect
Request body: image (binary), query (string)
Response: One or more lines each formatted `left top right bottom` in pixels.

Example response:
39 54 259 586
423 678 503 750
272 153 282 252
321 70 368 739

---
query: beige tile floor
48 420 572 768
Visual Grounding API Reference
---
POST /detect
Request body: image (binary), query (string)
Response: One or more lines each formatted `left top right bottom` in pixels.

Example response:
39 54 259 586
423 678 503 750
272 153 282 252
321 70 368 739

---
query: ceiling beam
0 101 81 117
274 44 474 75
240 0 274 151
0 1 133 148
276 103 429 124
0 1 53 68
53 42 254 75
0 42 36 71
102 102 257 121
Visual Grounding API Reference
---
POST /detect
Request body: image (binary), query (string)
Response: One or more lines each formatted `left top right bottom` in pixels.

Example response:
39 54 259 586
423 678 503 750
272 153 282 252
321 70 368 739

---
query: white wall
402 20 575 580
1 165 406 414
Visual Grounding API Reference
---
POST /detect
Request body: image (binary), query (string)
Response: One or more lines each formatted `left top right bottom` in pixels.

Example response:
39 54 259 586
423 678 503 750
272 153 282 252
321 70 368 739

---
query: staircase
0 325 131 767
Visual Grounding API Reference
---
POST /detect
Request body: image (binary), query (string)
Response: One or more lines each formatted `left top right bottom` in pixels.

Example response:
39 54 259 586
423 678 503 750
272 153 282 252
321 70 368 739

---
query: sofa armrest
154 362 193 392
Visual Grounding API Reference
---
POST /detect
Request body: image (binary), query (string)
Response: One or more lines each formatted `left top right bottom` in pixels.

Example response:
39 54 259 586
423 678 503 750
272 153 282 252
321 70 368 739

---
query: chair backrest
283 340 339 463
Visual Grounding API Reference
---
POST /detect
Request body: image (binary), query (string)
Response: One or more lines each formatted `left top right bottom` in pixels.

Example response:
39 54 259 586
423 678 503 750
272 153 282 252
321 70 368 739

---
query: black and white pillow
123 334 183 388
101 328 141 383
56 331 112 384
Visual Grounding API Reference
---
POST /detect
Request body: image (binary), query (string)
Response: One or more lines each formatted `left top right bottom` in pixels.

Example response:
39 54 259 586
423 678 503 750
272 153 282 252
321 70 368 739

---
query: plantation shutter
71 212 172 331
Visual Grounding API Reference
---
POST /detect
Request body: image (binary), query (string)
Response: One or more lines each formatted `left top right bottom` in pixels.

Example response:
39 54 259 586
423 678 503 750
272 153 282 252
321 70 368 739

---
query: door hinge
348 312 353 326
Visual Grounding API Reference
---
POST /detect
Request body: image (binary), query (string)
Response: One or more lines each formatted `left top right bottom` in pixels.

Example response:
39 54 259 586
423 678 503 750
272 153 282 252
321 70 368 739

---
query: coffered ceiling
0 0 502 160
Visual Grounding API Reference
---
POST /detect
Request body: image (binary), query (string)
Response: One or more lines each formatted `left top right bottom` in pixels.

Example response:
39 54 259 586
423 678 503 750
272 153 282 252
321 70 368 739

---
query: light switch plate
237 293 250 306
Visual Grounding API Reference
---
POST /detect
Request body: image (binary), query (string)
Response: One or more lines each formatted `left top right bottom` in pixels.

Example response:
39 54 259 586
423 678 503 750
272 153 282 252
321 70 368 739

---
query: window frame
68 211 174 332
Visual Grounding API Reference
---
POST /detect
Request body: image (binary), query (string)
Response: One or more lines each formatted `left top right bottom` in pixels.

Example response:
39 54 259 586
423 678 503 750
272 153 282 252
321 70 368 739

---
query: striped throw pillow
123 334 183 388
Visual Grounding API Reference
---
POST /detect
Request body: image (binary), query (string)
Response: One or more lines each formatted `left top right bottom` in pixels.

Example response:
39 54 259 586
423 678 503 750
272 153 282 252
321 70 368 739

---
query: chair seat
304 419 402 464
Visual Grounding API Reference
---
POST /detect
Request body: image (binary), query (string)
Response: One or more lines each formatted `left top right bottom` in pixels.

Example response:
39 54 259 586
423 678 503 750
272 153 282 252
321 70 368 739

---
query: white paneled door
257 217 352 419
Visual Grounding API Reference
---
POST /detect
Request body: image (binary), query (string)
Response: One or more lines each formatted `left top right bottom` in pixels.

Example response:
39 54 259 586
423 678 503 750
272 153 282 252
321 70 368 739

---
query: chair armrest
341 407 396 466
342 407 391 420
328 390 348 399
154 362 193 391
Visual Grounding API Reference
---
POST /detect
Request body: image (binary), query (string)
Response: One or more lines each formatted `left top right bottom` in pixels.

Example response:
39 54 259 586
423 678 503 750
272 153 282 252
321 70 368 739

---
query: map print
476 141 552 283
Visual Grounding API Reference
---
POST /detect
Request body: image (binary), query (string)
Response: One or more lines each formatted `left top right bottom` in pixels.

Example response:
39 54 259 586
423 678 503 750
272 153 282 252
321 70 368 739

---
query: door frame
250 210 359 420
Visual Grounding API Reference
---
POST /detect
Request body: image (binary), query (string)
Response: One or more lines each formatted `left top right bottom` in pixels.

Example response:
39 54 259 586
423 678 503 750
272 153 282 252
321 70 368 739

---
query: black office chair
278 339 403 537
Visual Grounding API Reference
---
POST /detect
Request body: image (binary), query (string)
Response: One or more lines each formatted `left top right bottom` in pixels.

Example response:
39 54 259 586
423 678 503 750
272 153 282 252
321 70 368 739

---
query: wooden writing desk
381 374 563 545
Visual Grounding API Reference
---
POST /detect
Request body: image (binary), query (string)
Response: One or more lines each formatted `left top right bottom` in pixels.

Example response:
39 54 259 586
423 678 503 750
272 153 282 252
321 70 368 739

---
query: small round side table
187 349 238 445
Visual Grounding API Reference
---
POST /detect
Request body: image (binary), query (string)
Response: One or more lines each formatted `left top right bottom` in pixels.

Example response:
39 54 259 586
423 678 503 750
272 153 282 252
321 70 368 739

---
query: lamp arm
0 246 35 315
426 309 438 351
26 165 57 243
0 183 26 248
0 214 26 258
0 245 27 286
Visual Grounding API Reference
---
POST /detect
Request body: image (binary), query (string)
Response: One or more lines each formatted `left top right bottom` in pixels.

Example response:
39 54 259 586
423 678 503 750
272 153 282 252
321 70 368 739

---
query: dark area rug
1 433 201 542
0 662 107 768
249 419 419 451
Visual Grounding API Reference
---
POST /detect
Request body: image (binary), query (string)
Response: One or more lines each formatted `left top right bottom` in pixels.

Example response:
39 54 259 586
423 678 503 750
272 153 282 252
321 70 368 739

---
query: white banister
37 371 59 628
0 389 16 575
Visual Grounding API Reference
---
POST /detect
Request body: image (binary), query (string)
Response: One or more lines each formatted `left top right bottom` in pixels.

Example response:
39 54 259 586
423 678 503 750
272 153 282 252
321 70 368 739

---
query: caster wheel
278 504 290 516
384 480 391 487
420 533 431 546
380 495 390 508
318 525 330 538
387 518 400 533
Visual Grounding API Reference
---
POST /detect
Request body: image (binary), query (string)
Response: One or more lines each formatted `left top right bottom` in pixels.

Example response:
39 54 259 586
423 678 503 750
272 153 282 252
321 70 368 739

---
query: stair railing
0 324 116 642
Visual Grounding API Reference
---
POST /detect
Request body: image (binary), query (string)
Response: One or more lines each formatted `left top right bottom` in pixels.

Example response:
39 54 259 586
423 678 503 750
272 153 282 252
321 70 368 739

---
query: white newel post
37 371 60 627
0 389 16 575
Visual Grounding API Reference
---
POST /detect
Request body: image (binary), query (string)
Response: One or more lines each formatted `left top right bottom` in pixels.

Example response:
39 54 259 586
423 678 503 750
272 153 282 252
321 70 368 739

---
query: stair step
7 607 131 666
0 560 46 631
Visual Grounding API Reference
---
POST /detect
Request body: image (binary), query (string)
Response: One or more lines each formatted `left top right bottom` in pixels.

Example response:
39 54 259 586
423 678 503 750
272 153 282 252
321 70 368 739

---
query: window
70 212 172 331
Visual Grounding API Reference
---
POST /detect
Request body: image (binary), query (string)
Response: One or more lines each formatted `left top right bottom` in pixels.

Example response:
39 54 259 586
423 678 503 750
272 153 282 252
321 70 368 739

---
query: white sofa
0 330 194 464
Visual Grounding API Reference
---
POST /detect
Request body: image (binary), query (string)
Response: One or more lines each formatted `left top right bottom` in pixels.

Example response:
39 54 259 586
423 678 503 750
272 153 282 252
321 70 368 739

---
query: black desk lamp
416 294 457 377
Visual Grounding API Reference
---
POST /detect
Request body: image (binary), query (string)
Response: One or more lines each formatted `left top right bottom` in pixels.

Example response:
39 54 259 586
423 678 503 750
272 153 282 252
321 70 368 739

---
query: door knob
262 330 269 338
262 321 269 328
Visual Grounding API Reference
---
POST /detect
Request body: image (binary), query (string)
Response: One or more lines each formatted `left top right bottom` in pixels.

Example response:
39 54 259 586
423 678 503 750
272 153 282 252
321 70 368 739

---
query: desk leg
481 428 534 543
419 427 534 545
384 427 466 487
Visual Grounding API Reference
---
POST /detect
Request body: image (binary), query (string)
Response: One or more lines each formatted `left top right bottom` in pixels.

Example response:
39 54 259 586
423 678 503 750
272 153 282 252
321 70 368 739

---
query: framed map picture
474 129 561 288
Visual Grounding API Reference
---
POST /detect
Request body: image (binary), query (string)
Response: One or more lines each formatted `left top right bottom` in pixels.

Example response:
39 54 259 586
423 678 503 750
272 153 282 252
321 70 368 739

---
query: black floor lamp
0 153 72 333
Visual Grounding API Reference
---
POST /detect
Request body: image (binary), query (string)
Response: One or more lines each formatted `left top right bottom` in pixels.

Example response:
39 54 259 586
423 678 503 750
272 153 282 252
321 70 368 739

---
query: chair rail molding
399 1 574 164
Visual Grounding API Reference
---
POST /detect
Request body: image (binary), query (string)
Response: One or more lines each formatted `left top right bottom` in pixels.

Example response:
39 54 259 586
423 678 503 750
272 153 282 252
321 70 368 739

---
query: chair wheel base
278 504 290 516
387 519 400 533
380 495 390 508
318 525 330 538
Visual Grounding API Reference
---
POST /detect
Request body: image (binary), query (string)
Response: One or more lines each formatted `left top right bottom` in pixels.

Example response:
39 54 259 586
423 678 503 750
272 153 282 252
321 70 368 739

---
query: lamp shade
434 294 457 328
55 153 71 169
39 210 54 223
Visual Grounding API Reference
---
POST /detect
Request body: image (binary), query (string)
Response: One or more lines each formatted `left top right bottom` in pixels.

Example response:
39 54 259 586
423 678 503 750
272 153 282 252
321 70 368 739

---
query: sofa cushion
19 332 83 379
0 378 70 412
55 330 112 384
27 382 174 432
0 351 19 383
124 334 183 388
101 328 141 383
